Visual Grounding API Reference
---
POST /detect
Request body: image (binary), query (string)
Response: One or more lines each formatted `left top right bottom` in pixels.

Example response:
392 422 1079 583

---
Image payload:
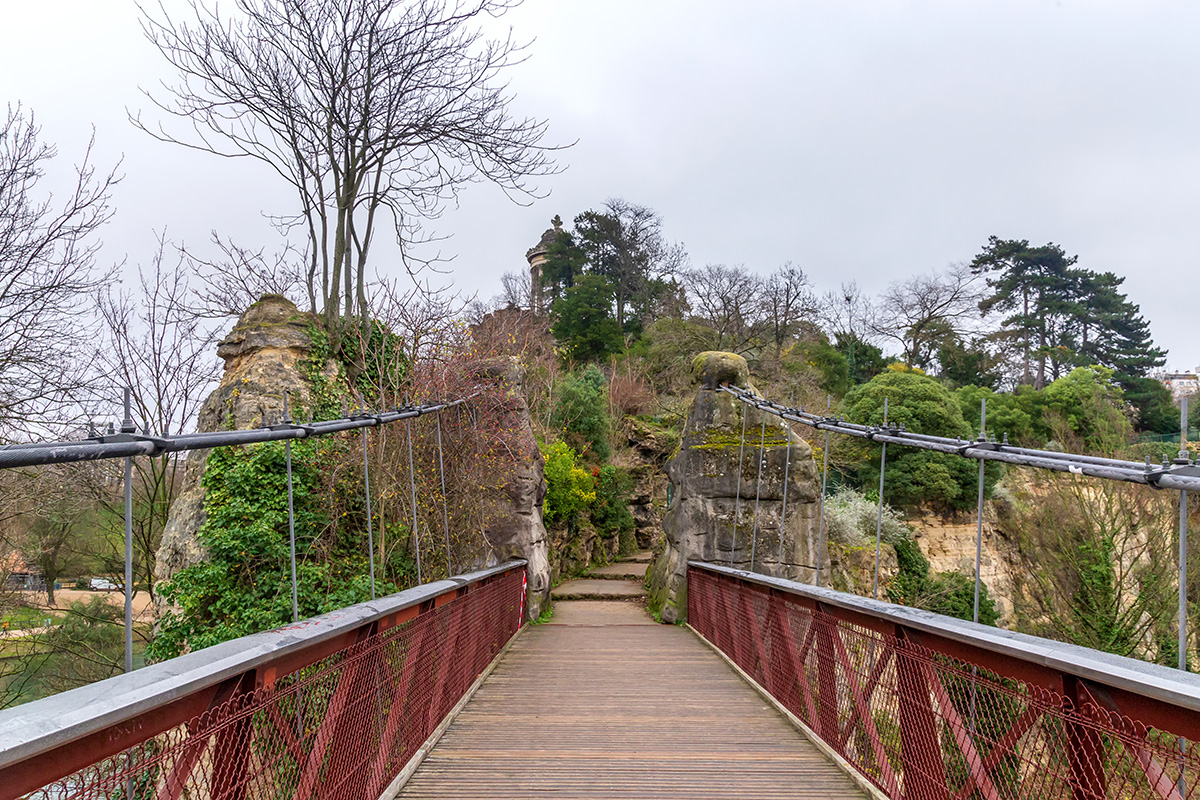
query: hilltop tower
525 215 563 313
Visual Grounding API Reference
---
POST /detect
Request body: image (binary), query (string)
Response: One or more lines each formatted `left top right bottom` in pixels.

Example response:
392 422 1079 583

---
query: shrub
540 441 595 526
552 365 611 459
591 465 636 552
845 370 1000 511
823 487 909 547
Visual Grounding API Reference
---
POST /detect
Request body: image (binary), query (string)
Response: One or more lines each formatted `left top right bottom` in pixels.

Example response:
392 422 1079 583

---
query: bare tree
761 262 816 357
94 243 222 601
180 233 305 319
135 0 561 350
870 263 984 370
498 270 532 310
0 105 119 434
819 280 874 346
680 264 765 354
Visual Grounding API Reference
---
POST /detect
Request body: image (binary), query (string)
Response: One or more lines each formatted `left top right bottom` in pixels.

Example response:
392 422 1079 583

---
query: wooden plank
396 602 868 799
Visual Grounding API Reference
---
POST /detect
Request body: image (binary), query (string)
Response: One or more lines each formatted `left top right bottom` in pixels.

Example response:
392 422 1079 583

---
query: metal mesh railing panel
689 565 1200 800
21 568 523 800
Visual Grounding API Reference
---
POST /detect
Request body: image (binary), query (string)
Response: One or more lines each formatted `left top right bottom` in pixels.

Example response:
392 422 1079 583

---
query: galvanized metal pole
969 398 988 740
121 388 134 674
973 398 988 626
284 397 298 624
779 391 795 572
1180 395 1190 673
731 396 749 568
814 395 832 587
361 426 376 601
1180 396 1191 798
750 412 768 572
872 398 888 601
436 410 452 576
407 417 422 583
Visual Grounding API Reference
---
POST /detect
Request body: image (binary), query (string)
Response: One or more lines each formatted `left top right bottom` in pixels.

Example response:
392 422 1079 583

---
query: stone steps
586 562 648 581
550 578 645 602
620 550 654 564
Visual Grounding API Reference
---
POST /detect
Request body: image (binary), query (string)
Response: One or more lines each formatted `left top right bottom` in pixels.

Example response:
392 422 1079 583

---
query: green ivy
591 465 636 554
148 440 392 660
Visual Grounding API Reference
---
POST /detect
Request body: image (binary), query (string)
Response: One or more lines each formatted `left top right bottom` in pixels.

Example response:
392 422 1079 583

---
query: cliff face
647 352 823 623
156 296 325 585
472 359 551 620
156 300 552 621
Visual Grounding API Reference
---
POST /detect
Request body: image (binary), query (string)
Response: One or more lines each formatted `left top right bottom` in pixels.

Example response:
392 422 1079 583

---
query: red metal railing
0 562 525 800
689 562 1200 800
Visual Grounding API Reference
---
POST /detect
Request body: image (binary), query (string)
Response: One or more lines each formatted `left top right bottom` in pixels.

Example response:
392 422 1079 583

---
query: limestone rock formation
156 296 325 585
647 352 823 623
472 358 552 620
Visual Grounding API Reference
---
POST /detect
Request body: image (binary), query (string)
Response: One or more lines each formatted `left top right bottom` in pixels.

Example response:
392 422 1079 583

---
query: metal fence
690 562 1200 800
0 561 526 800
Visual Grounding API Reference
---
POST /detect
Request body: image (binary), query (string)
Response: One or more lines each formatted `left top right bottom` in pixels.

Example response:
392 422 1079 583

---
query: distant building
1158 367 1200 402
525 215 564 314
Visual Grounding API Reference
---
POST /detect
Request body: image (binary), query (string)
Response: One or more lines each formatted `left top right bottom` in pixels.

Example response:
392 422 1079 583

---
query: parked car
89 578 119 591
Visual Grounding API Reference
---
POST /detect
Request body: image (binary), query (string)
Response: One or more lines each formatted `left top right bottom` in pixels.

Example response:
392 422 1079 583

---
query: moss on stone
690 351 750 389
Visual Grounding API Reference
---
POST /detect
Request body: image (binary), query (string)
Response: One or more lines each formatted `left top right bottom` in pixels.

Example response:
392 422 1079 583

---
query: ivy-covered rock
155 296 334 591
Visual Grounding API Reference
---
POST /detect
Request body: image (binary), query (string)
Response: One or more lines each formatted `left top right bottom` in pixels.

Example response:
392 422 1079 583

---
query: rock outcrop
156 296 325 585
156 300 553 621
647 352 823 623
472 359 552 620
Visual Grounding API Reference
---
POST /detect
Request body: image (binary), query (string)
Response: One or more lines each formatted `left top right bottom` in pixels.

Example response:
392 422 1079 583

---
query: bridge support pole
750 411 767 572
732 395 748 567
814 607 839 744
436 409 451 575
813 395 831 587
779 391 795 572
407 417 422 583
284 396 298 623
1063 676 1107 800
872 398 888 601
362 425 376 600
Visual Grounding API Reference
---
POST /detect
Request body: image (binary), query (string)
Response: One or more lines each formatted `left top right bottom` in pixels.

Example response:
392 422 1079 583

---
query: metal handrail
691 560 1200 714
0 560 526 773
719 384 1200 492
0 394 480 470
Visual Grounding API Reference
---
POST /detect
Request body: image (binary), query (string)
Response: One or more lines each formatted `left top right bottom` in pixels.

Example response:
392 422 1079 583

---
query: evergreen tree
971 236 1078 388
549 275 624 362
972 237 1165 388
539 229 587 307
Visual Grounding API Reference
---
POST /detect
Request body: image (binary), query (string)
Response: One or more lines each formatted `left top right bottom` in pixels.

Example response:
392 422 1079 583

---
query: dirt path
16 589 154 619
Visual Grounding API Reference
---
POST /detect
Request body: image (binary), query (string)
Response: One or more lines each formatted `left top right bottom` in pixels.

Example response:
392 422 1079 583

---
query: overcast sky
3 0 1199 371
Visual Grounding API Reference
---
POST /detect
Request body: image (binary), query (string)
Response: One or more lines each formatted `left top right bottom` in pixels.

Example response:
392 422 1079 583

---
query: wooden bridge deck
395 600 868 799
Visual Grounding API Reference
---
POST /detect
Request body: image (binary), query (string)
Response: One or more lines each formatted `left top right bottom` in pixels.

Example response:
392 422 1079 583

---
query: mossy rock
691 351 749 389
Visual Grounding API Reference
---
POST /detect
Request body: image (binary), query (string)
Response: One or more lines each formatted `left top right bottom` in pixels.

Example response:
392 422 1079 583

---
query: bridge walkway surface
396 595 869 798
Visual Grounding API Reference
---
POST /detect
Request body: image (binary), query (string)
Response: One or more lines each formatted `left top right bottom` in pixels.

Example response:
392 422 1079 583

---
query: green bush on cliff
591 465 636 553
552 366 611 459
540 441 595 526
844 370 1001 511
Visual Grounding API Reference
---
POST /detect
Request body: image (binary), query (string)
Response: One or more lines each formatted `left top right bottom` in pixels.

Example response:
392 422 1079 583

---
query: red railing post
1063 677 1107 800
814 608 840 744
895 629 948 800
209 671 256 800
